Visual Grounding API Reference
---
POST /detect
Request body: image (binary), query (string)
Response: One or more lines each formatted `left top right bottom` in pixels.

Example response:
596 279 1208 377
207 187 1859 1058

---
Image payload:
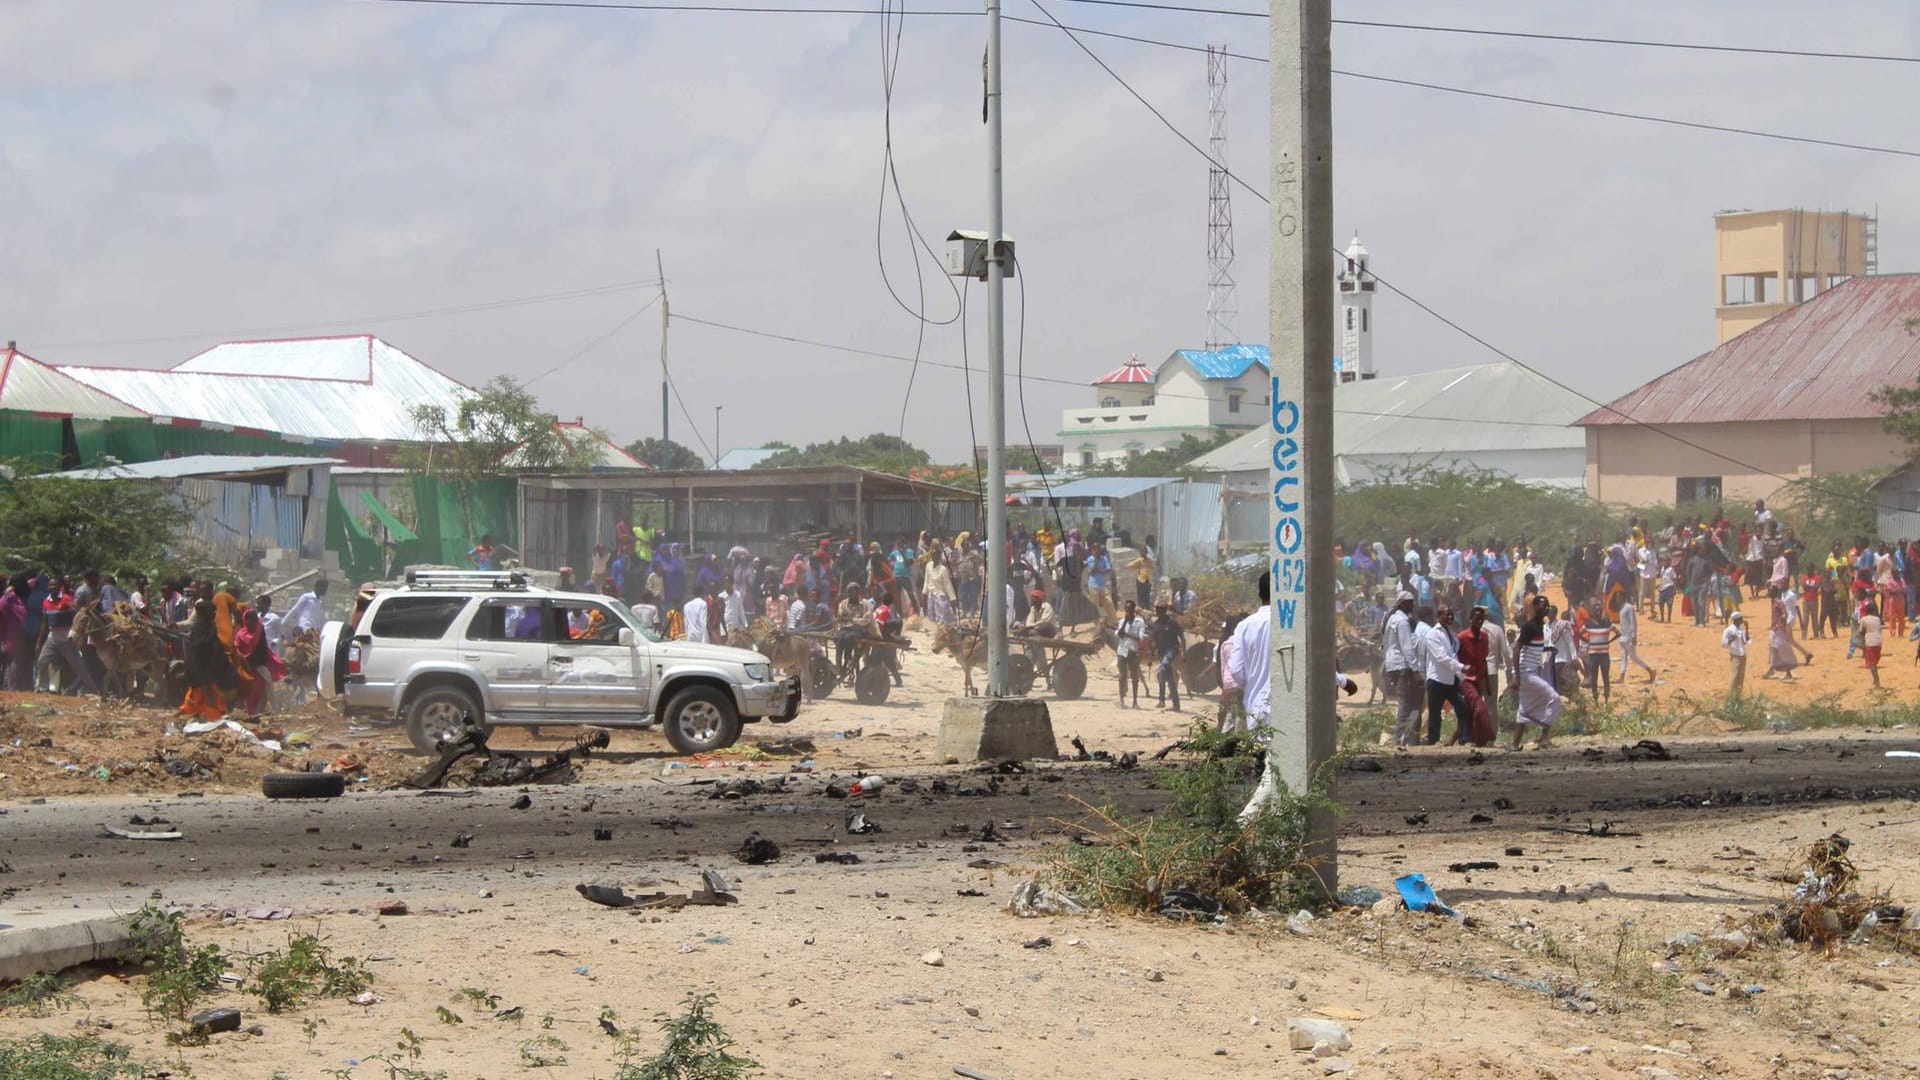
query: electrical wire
1027 0 1920 519
1332 17 1920 64
29 278 661 350
957 277 985 503
1007 250 1070 542
664 362 715 462
522 292 661 385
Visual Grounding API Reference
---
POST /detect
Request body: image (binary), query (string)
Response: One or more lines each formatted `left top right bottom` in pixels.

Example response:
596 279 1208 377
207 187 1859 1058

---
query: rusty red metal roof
1578 275 1920 426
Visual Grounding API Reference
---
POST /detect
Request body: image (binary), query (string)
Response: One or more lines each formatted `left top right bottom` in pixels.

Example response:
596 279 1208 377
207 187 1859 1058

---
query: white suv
317 571 801 755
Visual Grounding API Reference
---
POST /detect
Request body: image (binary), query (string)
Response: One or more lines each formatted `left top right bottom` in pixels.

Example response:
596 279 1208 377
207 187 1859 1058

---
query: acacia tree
0 464 192 575
756 434 930 475
624 437 706 471
403 376 604 544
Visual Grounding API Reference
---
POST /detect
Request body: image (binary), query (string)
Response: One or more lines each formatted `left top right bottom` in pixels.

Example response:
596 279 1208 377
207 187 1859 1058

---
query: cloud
3 0 1916 463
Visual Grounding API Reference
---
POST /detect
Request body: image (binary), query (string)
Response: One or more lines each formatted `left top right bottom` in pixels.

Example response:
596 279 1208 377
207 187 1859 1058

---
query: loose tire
806 655 838 700
262 771 346 800
1051 655 1088 700
1007 654 1037 697
662 685 742 755
403 685 490 754
854 661 892 705
1183 642 1220 694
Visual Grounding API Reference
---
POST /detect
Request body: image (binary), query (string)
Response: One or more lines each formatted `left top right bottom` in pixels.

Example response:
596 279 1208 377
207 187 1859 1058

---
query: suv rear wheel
662 685 741 755
404 685 491 754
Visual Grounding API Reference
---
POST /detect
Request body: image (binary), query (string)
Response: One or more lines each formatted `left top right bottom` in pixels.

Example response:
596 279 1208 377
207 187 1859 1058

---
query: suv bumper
742 675 802 722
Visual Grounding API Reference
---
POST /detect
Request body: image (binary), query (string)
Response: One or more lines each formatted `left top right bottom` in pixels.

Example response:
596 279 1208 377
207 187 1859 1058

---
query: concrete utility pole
657 249 670 446
982 0 1010 696
1268 0 1337 892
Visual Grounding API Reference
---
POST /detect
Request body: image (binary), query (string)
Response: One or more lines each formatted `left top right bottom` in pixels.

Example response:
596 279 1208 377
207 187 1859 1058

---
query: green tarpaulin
360 491 419 542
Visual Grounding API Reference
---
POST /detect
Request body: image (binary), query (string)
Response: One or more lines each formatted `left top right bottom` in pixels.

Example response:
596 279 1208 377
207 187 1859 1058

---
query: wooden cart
788 629 917 705
1006 633 1106 700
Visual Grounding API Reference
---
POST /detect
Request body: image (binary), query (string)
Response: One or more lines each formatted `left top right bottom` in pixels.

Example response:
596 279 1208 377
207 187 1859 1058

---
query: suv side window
466 599 548 642
368 596 470 640
550 599 623 644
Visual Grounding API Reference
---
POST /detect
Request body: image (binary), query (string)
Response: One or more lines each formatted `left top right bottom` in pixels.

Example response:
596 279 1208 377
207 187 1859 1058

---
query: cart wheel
806 655 838 700
855 661 892 705
1183 641 1220 694
1008 654 1037 696
1051 655 1088 700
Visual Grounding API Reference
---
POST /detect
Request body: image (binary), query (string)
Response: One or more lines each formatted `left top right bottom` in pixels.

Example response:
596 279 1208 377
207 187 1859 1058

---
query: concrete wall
1584 418 1907 506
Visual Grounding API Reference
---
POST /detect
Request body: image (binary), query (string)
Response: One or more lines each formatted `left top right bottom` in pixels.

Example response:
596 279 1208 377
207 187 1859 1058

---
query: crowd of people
553 514 1204 703
0 569 329 721
1334 498 1913 751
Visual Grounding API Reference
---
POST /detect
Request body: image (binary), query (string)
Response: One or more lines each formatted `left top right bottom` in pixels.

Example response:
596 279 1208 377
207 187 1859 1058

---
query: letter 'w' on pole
1267 0 1336 895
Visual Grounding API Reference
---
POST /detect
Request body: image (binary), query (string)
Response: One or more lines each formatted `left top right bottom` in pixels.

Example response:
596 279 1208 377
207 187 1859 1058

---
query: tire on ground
403 684 489 754
262 771 347 799
662 684 743 755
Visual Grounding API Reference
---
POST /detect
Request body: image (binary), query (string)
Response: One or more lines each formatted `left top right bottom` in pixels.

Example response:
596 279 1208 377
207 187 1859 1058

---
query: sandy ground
5 618 1920 1078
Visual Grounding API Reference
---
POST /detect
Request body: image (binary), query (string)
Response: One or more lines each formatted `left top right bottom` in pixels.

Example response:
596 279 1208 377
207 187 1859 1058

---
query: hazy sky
5 0 1917 461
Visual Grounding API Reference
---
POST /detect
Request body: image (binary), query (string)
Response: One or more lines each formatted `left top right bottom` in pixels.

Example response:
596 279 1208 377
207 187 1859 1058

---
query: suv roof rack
406 569 529 591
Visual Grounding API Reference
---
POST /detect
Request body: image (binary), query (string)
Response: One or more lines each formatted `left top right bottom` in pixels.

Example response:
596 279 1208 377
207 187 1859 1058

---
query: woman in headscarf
234 604 288 717
179 600 232 721
1056 528 1092 627
694 552 725 596
782 553 808 593
923 540 957 626
656 543 688 610
211 590 261 713
727 546 754 630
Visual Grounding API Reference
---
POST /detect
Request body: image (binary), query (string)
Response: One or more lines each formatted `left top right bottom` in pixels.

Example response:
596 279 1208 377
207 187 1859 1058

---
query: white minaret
1336 231 1376 382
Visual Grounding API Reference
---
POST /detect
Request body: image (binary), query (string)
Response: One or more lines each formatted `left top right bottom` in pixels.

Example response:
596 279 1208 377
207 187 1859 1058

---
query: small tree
624 437 707 471
402 376 604 543
1871 363 1920 452
0 463 192 575
755 434 931 475
1083 431 1234 478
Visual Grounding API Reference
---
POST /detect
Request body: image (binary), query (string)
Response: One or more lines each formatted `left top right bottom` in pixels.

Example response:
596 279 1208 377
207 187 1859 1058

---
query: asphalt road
2 733 1915 910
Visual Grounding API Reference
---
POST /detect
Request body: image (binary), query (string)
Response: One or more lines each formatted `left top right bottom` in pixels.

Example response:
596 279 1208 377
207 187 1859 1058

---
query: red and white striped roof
1093 356 1154 386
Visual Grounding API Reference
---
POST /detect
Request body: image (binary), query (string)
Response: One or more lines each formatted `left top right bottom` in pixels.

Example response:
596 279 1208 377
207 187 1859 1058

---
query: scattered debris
1336 885 1383 908
1404 811 1429 827
402 729 610 789
1286 1018 1351 1052
450 832 474 849
376 900 408 917
577 884 637 908
1393 874 1457 918
1504 847 1525 857
849 775 887 797
1022 936 1052 949
189 1008 243 1036
815 852 862 865
100 823 182 841
1344 757 1383 773
1621 739 1673 762
735 834 781 865
1545 820 1639 838
593 828 614 842
920 948 946 967
1009 880 1085 917
510 794 532 810
845 811 881 835
1448 861 1499 873
1286 910 1316 937
1492 797 1514 811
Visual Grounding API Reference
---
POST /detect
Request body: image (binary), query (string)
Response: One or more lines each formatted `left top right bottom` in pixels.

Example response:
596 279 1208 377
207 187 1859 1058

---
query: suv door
462 599 551 715
544 599 645 716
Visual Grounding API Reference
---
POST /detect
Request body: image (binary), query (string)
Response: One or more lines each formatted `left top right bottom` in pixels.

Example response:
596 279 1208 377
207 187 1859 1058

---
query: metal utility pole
657 249 670 445
1268 0 1337 891
983 0 1010 697
713 406 723 468
1205 45 1237 351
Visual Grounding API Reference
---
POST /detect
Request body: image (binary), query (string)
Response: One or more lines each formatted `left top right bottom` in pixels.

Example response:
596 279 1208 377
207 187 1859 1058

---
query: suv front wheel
662 685 742 755
404 685 492 754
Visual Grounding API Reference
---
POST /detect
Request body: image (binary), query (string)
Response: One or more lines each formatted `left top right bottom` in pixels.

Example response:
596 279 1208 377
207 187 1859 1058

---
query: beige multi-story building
1715 208 1875 343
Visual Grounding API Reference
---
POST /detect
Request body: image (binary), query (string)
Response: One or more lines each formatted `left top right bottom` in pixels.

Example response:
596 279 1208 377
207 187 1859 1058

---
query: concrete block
0 909 137 982
939 697 1057 762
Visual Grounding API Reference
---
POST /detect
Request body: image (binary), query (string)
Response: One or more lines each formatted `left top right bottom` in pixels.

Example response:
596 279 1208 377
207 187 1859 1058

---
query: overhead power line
31 278 660 350
523 293 661 385
1031 2 1920 518
351 0 1920 65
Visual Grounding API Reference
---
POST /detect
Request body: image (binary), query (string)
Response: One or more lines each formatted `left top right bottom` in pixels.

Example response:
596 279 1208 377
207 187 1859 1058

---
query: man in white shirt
1617 598 1655 683
1114 600 1147 708
787 588 808 630
1380 592 1421 746
284 579 327 636
1721 611 1748 701
1231 572 1362 824
1418 605 1468 745
682 593 710 643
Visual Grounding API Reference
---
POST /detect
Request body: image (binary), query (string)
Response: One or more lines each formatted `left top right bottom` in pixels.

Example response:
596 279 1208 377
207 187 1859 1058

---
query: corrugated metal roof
714 447 783 470
496 421 650 471
1093 357 1155 385
60 454 343 481
1170 343 1269 381
1579 275 1920 426
1190 361 1590 474
0 346 149 419
1030 476 1179 500
57 335 472 442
